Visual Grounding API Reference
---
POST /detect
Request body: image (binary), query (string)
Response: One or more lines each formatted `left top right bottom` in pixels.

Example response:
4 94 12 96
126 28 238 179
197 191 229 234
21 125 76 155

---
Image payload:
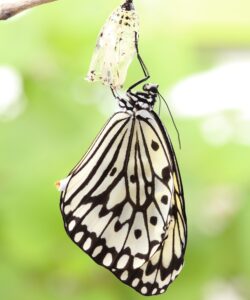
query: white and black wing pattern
86 1 139 88
60 110 175 272
113 111 187 296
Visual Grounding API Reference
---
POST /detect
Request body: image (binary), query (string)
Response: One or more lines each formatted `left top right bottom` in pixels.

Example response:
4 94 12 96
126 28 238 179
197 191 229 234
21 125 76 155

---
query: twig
0 0 57 20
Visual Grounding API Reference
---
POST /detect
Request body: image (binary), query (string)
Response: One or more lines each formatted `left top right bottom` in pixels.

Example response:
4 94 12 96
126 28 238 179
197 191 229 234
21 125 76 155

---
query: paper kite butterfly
57 79 187 295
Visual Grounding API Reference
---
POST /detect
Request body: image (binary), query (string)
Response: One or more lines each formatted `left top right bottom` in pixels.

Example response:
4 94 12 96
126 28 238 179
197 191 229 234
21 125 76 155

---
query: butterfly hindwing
113 111 187 295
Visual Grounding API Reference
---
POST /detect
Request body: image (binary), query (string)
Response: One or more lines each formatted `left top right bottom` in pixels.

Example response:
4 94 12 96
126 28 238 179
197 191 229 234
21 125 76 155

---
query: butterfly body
59 84 187 295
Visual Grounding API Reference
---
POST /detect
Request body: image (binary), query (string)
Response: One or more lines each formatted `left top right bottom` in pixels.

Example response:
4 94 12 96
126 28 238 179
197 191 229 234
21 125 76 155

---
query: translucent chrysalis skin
86 0 139 89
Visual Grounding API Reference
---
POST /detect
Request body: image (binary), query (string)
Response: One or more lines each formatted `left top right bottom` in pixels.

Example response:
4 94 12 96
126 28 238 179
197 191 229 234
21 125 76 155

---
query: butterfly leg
111 87 120 100
111 87 124 107
127 32 150 92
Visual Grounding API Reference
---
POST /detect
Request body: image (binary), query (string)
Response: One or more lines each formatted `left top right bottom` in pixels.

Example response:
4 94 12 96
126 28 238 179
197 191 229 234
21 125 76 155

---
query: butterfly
57 78 187 295
86 0 140 89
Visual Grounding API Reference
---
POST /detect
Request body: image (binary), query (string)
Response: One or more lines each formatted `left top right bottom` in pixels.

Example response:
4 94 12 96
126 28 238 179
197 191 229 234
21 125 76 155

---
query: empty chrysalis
86 0 139 89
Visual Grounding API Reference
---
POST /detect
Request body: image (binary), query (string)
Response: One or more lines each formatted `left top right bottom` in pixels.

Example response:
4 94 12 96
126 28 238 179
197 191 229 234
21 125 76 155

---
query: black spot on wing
134 229 142 239
161 195 169 205
150 216 157 226
130 175 136 183
115 220 123 232
162 166 171 182
151 140 159 151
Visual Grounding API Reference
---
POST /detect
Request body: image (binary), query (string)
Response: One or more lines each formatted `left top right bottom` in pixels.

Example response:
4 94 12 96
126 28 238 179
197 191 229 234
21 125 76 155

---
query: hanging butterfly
86 0 140 89
57 75 187 295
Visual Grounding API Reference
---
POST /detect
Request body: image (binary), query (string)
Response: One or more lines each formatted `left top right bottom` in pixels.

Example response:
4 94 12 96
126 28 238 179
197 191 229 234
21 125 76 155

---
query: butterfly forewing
60 111 174 271
86 1 139 88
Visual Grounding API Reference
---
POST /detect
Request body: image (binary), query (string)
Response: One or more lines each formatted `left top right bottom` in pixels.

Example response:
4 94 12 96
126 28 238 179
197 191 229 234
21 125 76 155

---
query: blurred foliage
0 0 250 300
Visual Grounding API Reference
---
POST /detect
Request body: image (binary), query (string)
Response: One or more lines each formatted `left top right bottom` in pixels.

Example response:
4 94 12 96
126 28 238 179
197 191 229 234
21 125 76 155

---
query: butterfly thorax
119 83 159 112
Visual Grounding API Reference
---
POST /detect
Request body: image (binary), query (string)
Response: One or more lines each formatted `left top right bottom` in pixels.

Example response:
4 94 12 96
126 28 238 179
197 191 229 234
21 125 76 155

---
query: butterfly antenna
158 92 182 149
158 93 162 116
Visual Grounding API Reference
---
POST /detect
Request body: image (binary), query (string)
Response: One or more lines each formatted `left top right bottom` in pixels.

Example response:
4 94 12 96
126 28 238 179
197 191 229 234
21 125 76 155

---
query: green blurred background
1 0 250 299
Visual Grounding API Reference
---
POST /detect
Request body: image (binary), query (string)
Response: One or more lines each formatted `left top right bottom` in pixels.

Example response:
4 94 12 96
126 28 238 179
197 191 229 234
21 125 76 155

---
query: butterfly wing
86 3 139 88
113 111 187 295
60 110 174 271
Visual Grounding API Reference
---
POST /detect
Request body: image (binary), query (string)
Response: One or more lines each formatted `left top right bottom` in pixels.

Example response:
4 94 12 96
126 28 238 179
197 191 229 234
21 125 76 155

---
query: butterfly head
143 83 159 96
119 83 159 112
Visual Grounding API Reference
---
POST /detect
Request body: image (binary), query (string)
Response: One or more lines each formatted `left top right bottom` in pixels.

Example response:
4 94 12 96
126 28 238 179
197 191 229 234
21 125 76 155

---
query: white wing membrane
86 2 139 88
